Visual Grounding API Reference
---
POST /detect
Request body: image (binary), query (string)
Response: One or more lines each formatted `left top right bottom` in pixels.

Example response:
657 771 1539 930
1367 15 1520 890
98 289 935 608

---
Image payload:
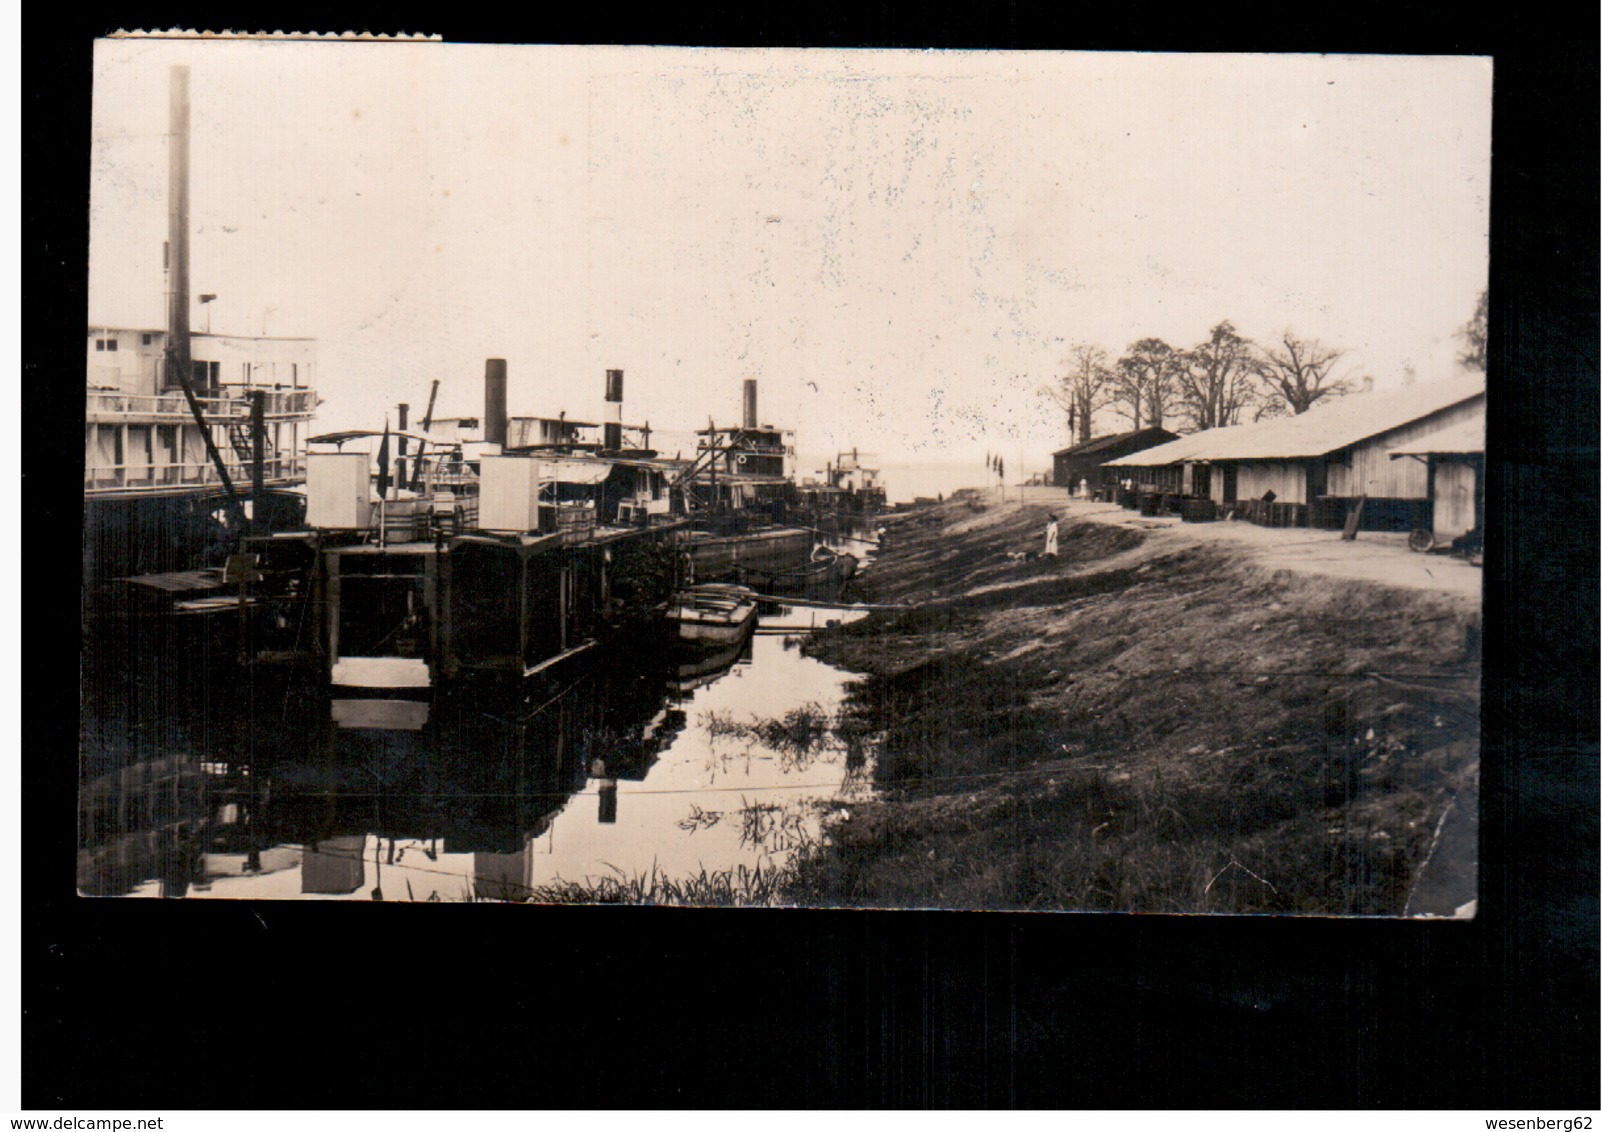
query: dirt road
1052 496 1484 600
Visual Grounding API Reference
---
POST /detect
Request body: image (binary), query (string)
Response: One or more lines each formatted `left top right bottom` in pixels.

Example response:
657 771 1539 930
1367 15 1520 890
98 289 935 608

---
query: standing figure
1044 514 1060 557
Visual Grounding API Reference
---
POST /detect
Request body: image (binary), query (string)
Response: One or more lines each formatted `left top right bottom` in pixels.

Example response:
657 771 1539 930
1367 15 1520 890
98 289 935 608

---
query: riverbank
789 492 1482 915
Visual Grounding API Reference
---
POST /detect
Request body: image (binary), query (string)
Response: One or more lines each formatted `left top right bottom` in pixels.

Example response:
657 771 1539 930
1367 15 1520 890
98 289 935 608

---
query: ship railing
342 464 483 540
345 490 482 543
85 387 317 422
695 442 791 458
85 453 308 490
423 467 481 491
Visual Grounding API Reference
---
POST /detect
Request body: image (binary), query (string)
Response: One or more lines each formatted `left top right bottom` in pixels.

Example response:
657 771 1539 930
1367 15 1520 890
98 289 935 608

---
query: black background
25 6 1599 1110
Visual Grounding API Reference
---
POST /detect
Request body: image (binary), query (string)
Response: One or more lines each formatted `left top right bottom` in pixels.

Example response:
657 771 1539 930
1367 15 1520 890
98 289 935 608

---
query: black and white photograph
78 39 1493 916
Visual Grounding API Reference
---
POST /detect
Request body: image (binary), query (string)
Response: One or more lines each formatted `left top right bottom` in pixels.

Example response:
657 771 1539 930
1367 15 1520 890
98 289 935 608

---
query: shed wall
1433 461 1479 538
1125 465 1183 491
1057 455 1123 487
1325 398 1484 499
1233 463 1307 504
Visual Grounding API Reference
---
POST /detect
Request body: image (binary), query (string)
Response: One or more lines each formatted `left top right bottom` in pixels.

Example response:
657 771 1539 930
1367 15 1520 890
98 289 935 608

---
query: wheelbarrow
1408 525 1484 567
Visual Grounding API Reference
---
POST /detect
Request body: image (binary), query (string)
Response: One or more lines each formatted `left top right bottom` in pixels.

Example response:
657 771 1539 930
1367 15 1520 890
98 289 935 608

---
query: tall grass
522 860 800 907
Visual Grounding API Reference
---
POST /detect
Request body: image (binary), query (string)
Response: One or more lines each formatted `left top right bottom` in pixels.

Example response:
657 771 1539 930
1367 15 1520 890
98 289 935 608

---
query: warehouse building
1051 427 1180 490
1105 375 1485 530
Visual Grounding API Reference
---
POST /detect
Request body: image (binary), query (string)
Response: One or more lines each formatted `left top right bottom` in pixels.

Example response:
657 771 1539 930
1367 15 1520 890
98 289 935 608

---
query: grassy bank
788 495 1481 915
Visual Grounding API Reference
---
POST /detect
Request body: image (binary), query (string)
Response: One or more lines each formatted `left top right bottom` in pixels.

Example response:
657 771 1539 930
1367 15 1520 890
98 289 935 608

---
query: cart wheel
1407 528 1435 553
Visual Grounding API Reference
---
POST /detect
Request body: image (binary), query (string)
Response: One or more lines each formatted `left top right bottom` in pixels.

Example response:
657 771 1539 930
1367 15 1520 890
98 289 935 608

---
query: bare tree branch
1113 338 1179 430
1040 343 1115 443
1175 320 1262 430
1257 332 1351 415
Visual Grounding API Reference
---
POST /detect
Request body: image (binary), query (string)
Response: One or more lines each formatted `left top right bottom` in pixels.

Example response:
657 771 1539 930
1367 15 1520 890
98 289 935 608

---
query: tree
1175 320 1260 430
1456 290 1488 372
1040 343 1114 444
1113 338 1181 429
1257 333 1351 415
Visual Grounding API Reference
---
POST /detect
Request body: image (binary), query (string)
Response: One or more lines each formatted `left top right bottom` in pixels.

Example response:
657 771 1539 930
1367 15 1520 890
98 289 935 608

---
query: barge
244 362 689 690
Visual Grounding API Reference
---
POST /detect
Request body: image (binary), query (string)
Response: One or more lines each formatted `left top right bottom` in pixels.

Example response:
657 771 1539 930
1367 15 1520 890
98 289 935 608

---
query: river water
78 557 874 904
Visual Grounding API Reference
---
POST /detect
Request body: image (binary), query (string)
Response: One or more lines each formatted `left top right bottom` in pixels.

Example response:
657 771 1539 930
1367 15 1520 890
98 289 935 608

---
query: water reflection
80 601 870 903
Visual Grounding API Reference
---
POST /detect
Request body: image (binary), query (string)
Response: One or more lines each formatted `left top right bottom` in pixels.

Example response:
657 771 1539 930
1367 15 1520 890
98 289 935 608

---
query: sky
88 41 1492 475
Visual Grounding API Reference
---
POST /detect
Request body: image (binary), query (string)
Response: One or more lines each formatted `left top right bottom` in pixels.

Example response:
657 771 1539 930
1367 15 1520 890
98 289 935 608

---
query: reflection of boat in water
672 632 754 694
78 648 693 898
681 525 812 580
667 583 758 645
330 696 431 731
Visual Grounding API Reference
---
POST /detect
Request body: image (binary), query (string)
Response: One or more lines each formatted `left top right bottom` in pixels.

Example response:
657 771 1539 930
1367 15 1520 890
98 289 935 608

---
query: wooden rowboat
667 583 759 645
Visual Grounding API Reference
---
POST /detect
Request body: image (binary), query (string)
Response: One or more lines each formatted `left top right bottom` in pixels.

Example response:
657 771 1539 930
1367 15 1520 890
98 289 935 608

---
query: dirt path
1049 497 1484 601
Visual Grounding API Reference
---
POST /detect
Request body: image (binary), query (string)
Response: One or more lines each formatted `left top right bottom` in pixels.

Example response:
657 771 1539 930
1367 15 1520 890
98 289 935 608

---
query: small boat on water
739 543 858 590
667 583 759 645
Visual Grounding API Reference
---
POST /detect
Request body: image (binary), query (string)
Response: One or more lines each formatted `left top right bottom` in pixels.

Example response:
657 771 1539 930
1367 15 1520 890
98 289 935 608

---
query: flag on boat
376 420 391 499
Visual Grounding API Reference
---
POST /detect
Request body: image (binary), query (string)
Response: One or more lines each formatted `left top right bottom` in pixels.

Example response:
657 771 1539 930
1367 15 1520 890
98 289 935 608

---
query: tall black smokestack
603 368 623 451
742 379 757 430
485 358 508 447
167 65 192 389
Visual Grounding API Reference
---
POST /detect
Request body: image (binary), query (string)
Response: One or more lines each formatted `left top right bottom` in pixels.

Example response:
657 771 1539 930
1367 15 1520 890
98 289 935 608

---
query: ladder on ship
670 420 756 512
227 422 254 465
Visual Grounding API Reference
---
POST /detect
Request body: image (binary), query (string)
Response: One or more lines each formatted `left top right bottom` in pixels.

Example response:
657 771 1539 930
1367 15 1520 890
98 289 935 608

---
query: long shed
1051 427 1180 488
1105 376 1485 529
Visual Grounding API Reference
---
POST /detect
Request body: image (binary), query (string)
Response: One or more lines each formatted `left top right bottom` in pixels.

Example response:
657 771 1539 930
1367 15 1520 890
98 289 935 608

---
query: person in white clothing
1044 514 1060 557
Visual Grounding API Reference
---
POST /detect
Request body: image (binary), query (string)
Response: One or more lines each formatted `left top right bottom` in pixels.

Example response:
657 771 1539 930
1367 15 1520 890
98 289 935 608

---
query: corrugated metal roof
1106 376 1485 466
1051 427 1177 458
309 429 442 446
1387 416 1485 457
1101 427 1237 467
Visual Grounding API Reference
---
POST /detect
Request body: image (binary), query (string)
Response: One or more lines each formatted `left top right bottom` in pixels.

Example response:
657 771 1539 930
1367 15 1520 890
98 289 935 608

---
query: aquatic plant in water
523 861 793 907
676 802 724 833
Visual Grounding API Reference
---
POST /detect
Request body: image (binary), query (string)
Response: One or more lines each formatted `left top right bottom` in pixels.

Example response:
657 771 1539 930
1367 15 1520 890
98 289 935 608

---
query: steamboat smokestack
166 65 192 389
484 358 508 447
742 378 758 430
603 369 624 451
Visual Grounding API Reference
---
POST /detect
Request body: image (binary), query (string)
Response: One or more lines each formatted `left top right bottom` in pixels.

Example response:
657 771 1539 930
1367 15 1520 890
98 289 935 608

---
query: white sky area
88 42 1491 472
